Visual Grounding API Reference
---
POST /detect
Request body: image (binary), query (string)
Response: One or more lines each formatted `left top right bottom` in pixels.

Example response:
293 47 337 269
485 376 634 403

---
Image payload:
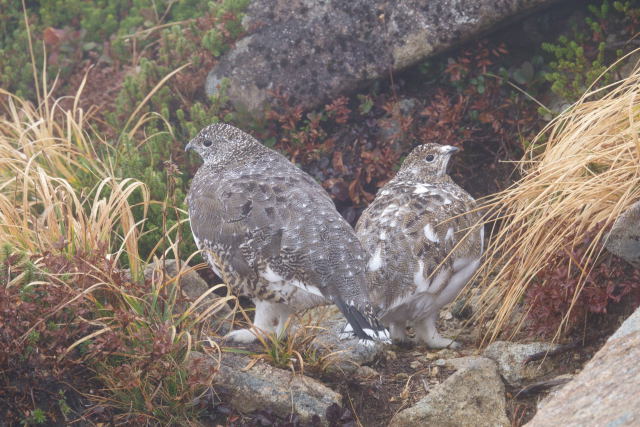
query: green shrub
541 0 639 101
2 0 250 262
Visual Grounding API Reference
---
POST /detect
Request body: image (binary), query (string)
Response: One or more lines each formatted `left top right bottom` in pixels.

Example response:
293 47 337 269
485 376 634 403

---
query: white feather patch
290 279 324 297
423 224 439 242
362 328 391 343
427 268 450 293
381 204 399 216
260 265 284 282
413 184 432 194
260 266 323 297
445 227 455 242
367 247 384 272
338 324 391 344
413 260 431 291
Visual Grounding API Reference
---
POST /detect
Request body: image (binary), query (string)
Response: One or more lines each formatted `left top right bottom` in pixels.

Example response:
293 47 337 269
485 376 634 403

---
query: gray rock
206 0 562 115
444 355 494 371
532 374 575 412
376 97 421 142
191 351 341 422
304 306 386 374
605 200 640 268
609 305 640 341
483 341 561 386
143 259 233 333
355 365 379 379
527 307 640 427
392 356 509 427
451 298 473 319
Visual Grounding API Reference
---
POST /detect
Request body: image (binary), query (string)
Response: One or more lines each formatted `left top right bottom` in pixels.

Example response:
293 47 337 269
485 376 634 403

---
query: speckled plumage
356 143 483 348
186 123 385 343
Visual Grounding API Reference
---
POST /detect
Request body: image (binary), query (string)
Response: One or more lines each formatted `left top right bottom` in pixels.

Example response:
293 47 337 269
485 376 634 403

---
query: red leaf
43 27 65 46
332 151 346 174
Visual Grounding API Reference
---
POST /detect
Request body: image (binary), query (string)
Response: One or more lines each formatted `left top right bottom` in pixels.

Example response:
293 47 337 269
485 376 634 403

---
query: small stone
410 361 422 370
440 310 453 320
398 98 418 115
393 357 508 426
436 348 458 359
483 341 562 386
434 359 446 367
605 200 640 268
431 366 440 376
396 372 410 380
355 366 379 379
451 298 473 319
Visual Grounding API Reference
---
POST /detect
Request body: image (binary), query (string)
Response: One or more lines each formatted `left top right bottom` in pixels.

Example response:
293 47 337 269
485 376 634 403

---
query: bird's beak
185 141 194 152
442 145 459 154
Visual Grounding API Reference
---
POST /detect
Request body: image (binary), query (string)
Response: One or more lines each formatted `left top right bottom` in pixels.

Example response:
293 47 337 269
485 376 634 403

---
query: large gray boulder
191 351 341 423
207 0 561 115
526 307 640 427
392 356 509 427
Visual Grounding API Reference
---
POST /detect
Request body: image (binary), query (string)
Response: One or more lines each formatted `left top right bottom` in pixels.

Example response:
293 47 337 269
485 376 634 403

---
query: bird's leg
414 314 460 349
224 328 259 343
225 300 284 343
274 304 295 336
389 321 410 344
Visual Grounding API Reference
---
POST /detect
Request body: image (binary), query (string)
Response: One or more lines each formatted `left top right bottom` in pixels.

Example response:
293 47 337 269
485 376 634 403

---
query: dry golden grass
0 60 233 424
0 82 147 277
473 56 640 342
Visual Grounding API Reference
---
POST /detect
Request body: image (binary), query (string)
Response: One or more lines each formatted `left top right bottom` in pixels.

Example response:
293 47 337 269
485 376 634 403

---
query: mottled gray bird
186 123 386 343
356 143 483 348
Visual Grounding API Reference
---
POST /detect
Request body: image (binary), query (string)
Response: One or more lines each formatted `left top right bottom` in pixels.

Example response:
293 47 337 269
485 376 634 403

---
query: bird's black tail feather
334 298 390 342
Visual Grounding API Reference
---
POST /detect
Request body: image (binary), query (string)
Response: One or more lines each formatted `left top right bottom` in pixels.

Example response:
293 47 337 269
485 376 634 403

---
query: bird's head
185 122 258 164
396 143 459 181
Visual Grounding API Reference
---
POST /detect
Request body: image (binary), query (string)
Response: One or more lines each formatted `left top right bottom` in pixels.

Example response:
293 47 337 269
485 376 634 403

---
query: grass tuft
473 52 640 341
0 64 232 425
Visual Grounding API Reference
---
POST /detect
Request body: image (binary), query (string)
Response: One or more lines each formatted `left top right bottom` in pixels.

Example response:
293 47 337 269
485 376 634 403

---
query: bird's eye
203 139 212 147
425 154 435 162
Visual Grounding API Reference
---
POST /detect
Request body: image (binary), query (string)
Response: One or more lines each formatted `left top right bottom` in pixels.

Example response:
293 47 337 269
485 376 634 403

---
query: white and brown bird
355 143 483 348
186 123 386 343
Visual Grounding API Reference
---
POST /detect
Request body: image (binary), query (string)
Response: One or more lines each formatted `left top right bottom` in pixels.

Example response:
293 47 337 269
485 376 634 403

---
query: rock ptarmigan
355 143 483 348
186 123 387 343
